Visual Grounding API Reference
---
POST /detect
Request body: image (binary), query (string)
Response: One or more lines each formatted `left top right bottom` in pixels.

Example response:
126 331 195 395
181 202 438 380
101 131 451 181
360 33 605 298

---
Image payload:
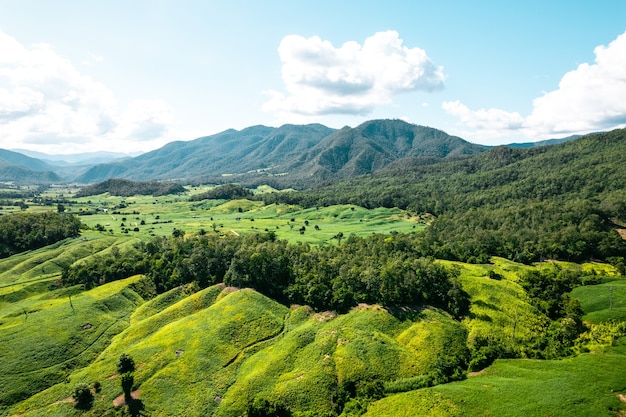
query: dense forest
0 211 82 258
75 178 186 197
62 232 469 319
260 129 626 265
189 183 254 201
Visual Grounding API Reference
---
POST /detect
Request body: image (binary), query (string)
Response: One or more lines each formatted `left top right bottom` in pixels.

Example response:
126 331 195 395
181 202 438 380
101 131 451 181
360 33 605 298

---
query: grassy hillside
364 339 626 417
1 237 623 416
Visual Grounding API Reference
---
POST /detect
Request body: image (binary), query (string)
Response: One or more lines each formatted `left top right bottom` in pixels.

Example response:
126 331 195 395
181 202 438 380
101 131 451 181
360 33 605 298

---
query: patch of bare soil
113 390 141 408
52 396 75 405
468 369 487 377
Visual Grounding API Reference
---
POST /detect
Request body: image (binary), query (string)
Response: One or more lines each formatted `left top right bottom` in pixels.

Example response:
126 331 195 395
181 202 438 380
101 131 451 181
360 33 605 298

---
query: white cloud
263 30 445 120
443 30 626 143
0 30 178 154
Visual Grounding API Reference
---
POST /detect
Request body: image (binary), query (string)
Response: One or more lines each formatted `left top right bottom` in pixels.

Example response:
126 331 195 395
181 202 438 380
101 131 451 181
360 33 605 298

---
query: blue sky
1 1 625 154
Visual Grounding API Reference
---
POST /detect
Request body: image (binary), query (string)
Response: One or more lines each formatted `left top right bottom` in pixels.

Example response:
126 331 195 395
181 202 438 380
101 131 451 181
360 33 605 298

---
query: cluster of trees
75 178 185 197
189 183 253 201
0 211 82 258
259 129 626 264
62 244 148 289
63 231 470 318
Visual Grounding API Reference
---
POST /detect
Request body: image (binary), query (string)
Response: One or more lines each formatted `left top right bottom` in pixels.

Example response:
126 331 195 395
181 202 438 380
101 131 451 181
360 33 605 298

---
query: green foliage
61 242 147 289
189 183 254 201
263 129 626 264
246 397 292 417
0 276 144 411
365 339 626 416
117 353 135 374
75 178 186 197
0 211 81 258
120 372 134 399
71 383 93 410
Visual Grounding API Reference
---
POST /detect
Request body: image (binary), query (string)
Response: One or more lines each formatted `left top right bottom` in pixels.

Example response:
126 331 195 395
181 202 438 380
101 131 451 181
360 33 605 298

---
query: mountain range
0 119 578 187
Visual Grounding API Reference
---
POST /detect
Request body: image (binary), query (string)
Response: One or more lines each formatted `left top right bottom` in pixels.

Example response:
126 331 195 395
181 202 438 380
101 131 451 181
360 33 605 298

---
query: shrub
117 353 135 374
72 383 93 410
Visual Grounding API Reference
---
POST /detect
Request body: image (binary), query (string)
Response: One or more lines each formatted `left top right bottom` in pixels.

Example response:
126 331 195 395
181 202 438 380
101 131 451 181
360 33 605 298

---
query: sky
1 1 626 155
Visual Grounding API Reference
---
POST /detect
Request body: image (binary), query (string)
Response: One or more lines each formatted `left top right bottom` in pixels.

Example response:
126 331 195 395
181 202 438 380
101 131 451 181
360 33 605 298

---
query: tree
72 383 94 410
117 353 135 374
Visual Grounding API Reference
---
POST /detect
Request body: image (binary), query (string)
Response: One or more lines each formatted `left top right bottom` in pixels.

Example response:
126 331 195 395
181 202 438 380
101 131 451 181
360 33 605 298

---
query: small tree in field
72 383 94 410
117 353 135 374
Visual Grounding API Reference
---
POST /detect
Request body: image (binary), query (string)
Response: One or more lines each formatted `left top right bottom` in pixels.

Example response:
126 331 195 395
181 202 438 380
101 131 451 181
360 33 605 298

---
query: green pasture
572 277 626 323
3 187 422 244
364 337 626 417
1 188 625 416
0 276 144 413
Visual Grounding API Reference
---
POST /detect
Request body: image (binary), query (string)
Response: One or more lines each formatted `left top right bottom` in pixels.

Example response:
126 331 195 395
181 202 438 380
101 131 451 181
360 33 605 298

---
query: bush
72 383 93 410
117 353 135 374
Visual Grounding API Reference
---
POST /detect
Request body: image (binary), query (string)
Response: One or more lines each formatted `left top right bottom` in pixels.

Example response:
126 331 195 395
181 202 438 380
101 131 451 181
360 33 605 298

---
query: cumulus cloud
0 30 177 154
263 30 445 120
443 30 626 142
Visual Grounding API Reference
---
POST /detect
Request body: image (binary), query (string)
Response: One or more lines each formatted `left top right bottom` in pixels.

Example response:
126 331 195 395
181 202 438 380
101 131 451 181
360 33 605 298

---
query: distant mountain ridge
75 119 486 187
1 120 585 186
11 149 137 166
0 149 62 184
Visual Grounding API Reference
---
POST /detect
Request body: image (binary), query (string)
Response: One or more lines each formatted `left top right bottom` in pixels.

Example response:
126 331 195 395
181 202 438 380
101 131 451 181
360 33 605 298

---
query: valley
0 122 625 416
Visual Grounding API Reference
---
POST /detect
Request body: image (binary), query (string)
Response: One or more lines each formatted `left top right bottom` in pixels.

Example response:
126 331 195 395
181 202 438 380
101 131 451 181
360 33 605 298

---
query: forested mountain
74 120 485 186
262 128 626 264
278 119 486 186
76 123 335 183
505 134 581 148
0 149 54 172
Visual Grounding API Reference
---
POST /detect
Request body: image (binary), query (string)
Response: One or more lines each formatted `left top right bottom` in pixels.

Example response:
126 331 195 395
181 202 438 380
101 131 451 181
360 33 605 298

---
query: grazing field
571 277 626 323
364 338 626 417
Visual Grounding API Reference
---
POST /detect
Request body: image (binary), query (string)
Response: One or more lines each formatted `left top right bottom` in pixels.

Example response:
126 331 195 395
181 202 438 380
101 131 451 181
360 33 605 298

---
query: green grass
572 277 626 323
365 338 626 417
0 276 144 412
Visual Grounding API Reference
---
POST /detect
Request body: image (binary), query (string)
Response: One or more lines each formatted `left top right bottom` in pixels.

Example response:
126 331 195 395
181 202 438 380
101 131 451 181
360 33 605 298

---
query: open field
3 186 423 245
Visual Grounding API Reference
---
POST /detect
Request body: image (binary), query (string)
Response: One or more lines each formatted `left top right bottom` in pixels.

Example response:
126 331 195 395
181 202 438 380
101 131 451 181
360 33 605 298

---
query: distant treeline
259 129 626 265
189 183 253 201
62 231 470 319
0 212 82 258
76 178 186 197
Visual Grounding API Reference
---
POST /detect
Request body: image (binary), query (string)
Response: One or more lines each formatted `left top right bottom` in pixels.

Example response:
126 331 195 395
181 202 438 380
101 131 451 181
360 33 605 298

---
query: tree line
0 211 82 258
62 231 470 318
